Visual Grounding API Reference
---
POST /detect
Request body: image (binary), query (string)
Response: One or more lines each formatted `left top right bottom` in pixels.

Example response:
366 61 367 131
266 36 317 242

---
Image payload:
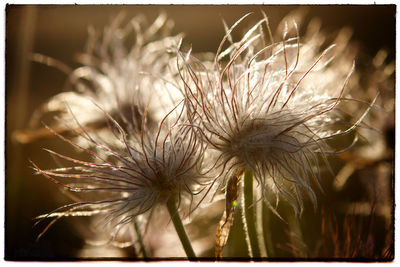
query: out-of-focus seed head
16 13 182 146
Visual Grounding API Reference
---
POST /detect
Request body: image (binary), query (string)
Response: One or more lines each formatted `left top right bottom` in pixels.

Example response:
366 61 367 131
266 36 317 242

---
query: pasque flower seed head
33 104 209 240
19 13 182 146
178 14 372 214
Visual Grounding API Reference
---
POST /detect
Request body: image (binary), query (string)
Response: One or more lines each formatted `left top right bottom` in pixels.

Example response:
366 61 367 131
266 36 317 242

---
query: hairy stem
133 219 147 258
166 197 196 259
262 202 275 257
243 169 261 258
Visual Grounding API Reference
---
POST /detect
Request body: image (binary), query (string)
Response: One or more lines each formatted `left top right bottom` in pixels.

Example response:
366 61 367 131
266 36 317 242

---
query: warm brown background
5 5 395 259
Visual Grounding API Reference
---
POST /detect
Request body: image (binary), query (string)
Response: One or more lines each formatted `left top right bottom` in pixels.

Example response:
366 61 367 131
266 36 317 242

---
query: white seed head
29 13 182 147
178 15 369 214
33 102 209 240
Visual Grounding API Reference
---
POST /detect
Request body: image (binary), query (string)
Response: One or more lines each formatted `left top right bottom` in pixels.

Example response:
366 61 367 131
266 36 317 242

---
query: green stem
133 219 147 258
166 198 196 259
243 169 261 258
262 202 275 257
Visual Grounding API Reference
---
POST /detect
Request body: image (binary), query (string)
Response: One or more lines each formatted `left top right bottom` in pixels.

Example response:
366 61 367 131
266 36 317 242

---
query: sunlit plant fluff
32 105 210 242
25 13 181 146
178 14 373 214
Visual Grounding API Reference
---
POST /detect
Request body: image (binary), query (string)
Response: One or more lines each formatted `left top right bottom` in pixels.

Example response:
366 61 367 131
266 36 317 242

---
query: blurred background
5 4 395 260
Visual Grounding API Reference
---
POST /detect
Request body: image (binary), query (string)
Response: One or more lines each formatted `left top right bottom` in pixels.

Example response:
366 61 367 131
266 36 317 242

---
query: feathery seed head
24 13 182 146
33 105 208 239
178 15 368 214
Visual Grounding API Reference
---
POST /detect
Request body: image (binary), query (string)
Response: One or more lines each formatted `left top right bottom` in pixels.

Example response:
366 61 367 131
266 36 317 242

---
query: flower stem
166 198 196 259
262 202 275 257
133 219 147 258
243 169 261 258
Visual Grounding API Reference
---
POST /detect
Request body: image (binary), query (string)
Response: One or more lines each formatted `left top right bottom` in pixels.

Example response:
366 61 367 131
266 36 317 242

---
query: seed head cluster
29 12 373 248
